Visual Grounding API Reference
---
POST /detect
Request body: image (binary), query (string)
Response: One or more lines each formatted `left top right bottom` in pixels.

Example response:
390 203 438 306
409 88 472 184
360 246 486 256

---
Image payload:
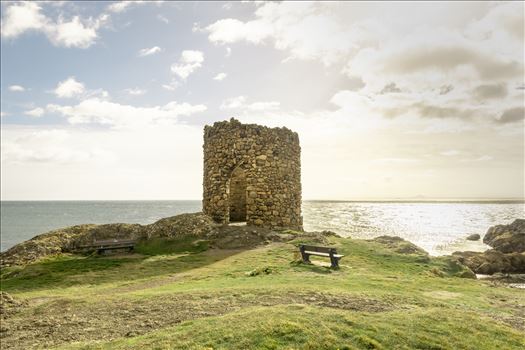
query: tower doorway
229 166 247 222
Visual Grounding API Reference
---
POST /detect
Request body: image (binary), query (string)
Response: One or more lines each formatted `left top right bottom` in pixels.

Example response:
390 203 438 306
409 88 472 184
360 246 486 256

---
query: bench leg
301 252 311 264
299 245 311 264
330 255 340 269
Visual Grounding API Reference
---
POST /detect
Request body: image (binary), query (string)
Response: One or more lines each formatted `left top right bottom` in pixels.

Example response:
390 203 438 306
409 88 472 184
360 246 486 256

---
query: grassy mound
1 233 523 349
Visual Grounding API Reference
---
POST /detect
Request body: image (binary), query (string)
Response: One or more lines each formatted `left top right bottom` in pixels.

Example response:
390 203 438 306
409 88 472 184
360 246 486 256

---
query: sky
0 1 524 201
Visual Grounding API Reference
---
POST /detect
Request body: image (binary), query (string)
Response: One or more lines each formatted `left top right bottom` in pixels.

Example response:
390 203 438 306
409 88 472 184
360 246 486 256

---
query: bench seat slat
304 251 330 256
304 251 344 258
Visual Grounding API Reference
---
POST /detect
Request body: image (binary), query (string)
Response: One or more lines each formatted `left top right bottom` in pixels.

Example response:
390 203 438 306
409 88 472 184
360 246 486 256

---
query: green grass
62 305 524 350
1 235 524 350
134 236 210 255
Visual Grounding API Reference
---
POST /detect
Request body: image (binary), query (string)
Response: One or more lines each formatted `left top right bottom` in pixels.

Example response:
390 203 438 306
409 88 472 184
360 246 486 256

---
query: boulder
452 250 525 274
483 219 525 253
466 234 480 241
142 213 216 239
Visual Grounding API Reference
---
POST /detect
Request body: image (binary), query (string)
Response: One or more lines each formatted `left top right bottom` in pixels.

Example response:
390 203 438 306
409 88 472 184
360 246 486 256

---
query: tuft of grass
246 266 274 277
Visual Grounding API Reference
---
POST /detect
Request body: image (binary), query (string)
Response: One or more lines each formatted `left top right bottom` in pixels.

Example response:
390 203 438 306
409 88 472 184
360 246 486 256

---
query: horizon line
1 198 524 203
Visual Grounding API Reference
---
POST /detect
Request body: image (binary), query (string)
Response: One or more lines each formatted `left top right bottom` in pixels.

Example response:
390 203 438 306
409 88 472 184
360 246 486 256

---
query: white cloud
371 158 421 164
1 129 115 165
54 77 85 98
204 3 383 66
1 124 202 200
24 107 45 117
124 88 147 96
213 73 227 81
1 2 108 48
220 96 280 111
47 98 207 128
170 50 204 80
162 82 179 91
8 85 26 92
138 46 162 57
0 2 47 38
107 1 133 13
107 1 163 13
440 150 461 156
462 155 493 162
47 15 105 48
157 14 169 24
206 18 273 45
1 112 9 118
221 96 247 109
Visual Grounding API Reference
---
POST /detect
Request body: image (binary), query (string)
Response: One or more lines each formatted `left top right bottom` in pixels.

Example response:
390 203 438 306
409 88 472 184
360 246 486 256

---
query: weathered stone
202 118 302 230
483 219 525 253
452 250 525 274
466 234 480 241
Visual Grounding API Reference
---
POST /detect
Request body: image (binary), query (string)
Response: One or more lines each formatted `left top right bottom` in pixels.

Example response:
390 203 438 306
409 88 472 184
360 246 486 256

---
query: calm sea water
1 200 523 255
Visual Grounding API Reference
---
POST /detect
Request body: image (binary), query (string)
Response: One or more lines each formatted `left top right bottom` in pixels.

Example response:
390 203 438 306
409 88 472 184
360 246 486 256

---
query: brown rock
452 250 525 274
483 219 525 253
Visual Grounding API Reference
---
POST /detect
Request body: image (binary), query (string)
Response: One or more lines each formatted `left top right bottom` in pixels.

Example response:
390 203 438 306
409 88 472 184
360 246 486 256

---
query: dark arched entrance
229 166 247 222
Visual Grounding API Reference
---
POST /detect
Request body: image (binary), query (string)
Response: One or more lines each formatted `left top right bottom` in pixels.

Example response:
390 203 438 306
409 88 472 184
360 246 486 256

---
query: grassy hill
1 231 524 349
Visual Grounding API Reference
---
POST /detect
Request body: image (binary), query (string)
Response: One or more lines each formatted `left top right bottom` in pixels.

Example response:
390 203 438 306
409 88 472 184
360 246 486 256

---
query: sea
1 200 523 255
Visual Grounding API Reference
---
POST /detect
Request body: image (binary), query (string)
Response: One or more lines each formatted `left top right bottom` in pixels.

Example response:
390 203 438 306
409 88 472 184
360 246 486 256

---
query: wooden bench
299 244 344 268
77 239 136 254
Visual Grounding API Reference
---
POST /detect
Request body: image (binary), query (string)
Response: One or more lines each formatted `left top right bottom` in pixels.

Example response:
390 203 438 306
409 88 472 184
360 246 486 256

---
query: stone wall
203 118 302 230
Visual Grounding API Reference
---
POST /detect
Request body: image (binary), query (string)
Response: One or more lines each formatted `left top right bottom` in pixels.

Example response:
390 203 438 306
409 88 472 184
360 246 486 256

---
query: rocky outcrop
0 224 97 268
0 213 216 267
483 219 525 253
451 219 525 275
452 250 525 274
143 213 216 239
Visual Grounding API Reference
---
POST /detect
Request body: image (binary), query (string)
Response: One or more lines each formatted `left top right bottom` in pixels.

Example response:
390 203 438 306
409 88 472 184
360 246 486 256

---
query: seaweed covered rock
483 219 525 253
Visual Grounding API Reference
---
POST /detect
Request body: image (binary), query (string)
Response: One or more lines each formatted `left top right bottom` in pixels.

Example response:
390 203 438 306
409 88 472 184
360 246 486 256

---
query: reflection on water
1 200 523 255
303 201 524 256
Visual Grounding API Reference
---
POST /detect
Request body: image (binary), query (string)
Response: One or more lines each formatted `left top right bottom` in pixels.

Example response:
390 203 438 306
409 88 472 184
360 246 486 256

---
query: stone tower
203 118 302 230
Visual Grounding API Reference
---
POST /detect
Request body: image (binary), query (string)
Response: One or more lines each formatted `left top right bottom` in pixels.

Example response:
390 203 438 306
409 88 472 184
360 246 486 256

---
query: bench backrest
300 245 336 254
78 239 136 249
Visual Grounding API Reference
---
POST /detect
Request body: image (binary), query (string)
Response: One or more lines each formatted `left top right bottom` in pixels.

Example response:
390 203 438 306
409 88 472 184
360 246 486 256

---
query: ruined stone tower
203 118 302 230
